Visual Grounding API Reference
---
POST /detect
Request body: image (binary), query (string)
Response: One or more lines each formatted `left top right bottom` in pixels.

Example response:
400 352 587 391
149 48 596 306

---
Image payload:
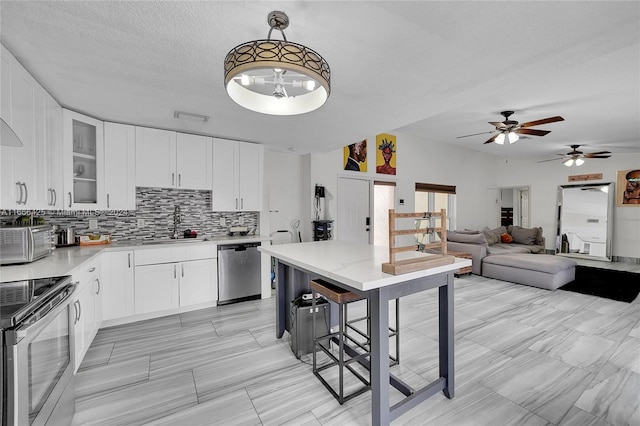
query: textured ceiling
1 1 638 159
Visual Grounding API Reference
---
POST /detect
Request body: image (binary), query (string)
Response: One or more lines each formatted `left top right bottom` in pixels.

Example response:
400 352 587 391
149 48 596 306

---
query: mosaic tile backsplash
0 187 259 242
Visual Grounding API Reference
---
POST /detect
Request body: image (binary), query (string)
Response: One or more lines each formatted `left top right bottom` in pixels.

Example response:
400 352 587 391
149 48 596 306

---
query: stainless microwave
0 225 53 265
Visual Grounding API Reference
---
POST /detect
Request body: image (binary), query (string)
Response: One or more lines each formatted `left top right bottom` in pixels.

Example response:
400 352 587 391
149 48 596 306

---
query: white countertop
0 235 272 282
259 240 471 291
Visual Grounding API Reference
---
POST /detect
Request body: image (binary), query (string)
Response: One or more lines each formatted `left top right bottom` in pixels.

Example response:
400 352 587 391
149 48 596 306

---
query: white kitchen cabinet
63 109 105 209
44 93 64 208
104 122 136 210
176 132 212 190
101 250 135 321
70 259 102 372
134 245 217 316
212 138 263 211
135 127 212 190
0 45 63 210
134 263 179 315
0 45 37 208
178 259 217 307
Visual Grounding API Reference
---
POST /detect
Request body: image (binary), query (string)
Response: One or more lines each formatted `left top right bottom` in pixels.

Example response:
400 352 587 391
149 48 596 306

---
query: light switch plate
239 216 244 225
88 219 98 230
220 217 226 226
137 218 145 228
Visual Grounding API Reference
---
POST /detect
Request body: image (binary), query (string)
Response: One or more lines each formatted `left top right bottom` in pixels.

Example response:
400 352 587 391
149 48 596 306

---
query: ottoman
482 254 576 290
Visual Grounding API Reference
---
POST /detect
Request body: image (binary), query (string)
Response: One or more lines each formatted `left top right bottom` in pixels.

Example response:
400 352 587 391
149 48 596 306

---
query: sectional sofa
446 225 545 275
446 225 576 290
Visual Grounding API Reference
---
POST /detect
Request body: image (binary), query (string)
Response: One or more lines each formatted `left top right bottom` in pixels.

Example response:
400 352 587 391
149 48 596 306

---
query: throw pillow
500 233 513 243
482 226 507 245
510 226 538 245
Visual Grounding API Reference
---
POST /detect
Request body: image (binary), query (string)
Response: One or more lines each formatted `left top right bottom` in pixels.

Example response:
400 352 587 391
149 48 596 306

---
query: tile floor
72 267 640 426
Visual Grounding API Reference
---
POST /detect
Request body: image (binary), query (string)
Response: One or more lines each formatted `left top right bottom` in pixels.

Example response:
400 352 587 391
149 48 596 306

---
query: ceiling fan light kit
461 110 565 145
541 144 611 167
223 11 331 115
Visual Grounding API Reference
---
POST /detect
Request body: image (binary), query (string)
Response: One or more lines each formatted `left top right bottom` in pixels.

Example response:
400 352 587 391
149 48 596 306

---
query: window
373 181 396 246
415 183 456 244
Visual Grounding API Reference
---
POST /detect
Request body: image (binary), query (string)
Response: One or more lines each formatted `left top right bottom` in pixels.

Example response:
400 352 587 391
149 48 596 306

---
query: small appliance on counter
0 225 53 265
55 227 77 247
183 229 198 238
228 226 249 237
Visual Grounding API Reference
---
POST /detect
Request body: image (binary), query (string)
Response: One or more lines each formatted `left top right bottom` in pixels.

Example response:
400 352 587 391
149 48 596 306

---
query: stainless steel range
1 275 76 426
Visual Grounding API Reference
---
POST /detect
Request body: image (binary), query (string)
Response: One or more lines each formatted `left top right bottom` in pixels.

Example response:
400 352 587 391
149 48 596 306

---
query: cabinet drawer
70 257 100 284
135 244 216 265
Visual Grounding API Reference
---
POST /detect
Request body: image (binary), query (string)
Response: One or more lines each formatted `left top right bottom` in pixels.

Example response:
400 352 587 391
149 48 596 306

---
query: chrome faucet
172 205 182 239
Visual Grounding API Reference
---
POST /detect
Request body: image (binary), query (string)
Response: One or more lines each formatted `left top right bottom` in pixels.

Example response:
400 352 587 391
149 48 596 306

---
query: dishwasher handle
218 242 261 252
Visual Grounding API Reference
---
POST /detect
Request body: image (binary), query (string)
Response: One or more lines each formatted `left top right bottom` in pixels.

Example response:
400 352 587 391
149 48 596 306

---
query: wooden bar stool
311 279 401 404
311 279 370 404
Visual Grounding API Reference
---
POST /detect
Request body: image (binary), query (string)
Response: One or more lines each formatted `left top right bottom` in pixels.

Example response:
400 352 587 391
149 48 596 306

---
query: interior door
520 189 530 228
337 177 370 243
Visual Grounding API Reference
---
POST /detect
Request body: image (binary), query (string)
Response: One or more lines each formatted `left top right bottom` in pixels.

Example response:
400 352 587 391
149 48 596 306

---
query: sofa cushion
482 226 507 245
509 226 538 245
447 231 488 246
487 244 531 255
483 253 576 274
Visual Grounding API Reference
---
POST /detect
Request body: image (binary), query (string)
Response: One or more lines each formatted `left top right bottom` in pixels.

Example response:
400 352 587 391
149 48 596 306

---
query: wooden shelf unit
382 209 454 275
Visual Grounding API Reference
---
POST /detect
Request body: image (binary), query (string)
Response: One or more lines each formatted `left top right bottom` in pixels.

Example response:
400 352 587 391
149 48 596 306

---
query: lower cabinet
70 259 102 373
101 250 135 321
134 259 217 315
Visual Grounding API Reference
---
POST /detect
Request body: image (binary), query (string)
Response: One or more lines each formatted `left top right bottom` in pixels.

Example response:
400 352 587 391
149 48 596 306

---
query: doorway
498 186 530 227
337 177 395 245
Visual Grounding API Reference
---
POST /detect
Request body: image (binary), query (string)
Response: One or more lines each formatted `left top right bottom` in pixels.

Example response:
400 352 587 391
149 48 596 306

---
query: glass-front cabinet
63 109 104 209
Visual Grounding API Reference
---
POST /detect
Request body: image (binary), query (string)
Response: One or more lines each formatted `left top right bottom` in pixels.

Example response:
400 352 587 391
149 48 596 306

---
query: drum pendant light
224 11 331 115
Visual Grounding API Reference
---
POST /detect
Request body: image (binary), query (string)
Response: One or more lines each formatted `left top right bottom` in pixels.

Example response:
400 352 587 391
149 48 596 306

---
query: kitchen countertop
0 234 272 282
259 240 471 291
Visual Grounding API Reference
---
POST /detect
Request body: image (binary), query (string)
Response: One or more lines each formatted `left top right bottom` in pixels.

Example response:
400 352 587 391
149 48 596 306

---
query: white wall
267 133 639 259
308 132 499 240
263 150 306 243
495 152 640 258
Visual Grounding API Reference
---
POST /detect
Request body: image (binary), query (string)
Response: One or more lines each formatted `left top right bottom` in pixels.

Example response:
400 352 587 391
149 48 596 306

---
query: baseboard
544 249 639 264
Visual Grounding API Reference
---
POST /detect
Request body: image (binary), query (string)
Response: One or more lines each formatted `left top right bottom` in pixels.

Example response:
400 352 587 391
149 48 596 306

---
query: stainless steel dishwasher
218 242 262 305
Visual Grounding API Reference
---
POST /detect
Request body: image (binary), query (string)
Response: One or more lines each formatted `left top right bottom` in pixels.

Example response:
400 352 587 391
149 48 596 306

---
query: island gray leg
370 288 391 426
275 260 286 338
439 273 454 398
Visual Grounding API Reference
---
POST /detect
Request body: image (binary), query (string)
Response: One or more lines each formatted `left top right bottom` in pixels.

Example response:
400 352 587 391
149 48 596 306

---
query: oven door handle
5 283 77 346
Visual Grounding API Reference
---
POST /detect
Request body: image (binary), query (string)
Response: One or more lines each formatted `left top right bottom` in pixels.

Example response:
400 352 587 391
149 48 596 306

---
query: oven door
4 297 74 426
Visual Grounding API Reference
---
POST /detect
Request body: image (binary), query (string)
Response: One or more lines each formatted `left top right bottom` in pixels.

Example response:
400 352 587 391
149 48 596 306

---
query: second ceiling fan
458 111 565 144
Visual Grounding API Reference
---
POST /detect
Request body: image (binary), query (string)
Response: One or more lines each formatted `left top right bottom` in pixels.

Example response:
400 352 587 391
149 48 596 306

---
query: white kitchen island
258 240 471 426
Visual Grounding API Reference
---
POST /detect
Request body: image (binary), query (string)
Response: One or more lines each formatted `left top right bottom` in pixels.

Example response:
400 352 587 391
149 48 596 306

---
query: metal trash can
290 296 331 359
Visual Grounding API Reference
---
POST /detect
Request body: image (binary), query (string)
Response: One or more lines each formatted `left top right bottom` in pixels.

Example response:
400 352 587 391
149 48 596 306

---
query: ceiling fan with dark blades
457 111 564 144
538 144 611 167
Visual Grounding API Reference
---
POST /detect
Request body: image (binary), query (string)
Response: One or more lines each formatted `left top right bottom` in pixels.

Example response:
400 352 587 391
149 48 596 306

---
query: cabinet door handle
88 267 96 272
22 183 28 204
95 278 101 295
15 182 23 204
53 189 57 206
107 193 110 208
77 300 82 322
74 300 81 324
174 264 177 279
241 198 243 209
68 192 72 208
47 188 52 206
178 174 181 187
128 253 131 268
181 264 184 277
235 198 238 209
172 173 175 186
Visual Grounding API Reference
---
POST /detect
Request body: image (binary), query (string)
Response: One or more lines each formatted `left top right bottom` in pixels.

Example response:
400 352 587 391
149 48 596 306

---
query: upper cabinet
0 45 62 210
135 127 212 190
63 109 104 209
212 139 263 211
104 122 136 210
